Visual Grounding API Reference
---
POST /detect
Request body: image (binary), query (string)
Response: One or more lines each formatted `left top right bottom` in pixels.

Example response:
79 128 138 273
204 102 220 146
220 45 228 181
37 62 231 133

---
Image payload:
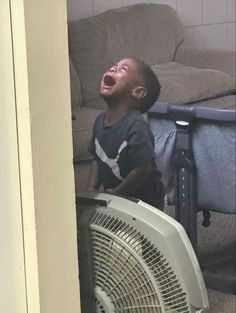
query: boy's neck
104 100 134 126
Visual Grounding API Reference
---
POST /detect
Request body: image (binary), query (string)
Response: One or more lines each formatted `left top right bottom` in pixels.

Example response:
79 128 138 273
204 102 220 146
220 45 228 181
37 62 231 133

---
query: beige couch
68 3 235 194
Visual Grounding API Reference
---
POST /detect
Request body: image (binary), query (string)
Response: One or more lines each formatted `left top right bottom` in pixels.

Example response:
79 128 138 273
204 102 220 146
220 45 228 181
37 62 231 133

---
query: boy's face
100 58 146 103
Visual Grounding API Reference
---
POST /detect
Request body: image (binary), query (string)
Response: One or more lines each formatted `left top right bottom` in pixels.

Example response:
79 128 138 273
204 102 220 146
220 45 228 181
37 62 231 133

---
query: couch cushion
68 3 184 109
192 94 235 110
72 107 103 160
74 161 92 193
152 62 235 104
69 58 82 114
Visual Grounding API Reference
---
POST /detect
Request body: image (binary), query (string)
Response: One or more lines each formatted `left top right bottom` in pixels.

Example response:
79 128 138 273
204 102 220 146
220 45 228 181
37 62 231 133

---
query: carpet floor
165 206 236 313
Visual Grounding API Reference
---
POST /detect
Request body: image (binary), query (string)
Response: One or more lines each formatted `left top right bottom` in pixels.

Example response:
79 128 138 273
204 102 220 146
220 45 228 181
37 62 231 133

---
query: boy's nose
109 66 117 73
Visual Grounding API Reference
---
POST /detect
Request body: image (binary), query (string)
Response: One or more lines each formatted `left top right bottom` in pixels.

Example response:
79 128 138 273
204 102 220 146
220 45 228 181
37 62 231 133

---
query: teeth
104 74 116 86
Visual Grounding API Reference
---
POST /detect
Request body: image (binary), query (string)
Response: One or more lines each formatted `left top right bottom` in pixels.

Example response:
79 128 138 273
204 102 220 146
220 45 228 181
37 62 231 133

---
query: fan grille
79 210 191 313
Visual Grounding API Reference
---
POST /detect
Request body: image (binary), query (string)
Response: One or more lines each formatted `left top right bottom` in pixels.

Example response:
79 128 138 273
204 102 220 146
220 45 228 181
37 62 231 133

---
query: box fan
77 192 209 313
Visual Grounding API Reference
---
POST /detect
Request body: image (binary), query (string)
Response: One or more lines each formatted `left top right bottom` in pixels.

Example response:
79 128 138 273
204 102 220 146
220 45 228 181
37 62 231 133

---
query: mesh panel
79 210 191 313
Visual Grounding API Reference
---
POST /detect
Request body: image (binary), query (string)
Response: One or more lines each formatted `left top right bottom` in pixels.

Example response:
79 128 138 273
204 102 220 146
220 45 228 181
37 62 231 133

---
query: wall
67 0 235 50
0 0 81 312
0 2 27 312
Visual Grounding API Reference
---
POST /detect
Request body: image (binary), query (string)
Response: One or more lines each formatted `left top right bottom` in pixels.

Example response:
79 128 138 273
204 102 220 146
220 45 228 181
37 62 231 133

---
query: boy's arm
106 162 151 196
87 158 101 191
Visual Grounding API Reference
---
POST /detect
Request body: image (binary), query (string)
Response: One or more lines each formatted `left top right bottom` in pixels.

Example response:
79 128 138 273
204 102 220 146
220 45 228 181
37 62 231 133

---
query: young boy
87 58 164 209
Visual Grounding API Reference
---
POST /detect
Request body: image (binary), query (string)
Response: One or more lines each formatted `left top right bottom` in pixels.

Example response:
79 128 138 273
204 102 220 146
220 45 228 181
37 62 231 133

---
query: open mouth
103 74 116 87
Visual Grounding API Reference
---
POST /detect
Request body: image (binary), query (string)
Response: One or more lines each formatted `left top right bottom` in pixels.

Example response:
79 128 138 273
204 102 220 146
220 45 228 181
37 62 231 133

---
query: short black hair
133 59 161 113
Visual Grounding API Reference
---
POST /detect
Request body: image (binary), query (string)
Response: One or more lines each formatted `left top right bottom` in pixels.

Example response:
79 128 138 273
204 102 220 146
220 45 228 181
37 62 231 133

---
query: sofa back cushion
69 58 83 115
68 3 184 109
152 62 235 104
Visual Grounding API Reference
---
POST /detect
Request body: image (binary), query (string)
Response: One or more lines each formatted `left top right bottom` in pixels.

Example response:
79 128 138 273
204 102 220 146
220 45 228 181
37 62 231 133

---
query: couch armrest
174 47 235 83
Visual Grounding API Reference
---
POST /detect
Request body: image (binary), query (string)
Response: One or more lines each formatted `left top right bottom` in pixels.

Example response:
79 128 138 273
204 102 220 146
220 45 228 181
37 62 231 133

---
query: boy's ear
132 86 147 100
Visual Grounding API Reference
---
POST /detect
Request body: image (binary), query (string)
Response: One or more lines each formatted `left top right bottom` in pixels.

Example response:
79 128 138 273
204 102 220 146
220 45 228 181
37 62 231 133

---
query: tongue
104 75 116 86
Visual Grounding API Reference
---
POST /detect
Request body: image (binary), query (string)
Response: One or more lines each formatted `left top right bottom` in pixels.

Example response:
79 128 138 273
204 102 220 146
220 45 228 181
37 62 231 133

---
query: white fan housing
77 192 209 313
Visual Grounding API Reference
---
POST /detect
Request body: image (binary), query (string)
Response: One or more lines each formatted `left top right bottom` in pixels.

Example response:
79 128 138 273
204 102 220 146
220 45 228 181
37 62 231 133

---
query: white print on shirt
95 138 127 180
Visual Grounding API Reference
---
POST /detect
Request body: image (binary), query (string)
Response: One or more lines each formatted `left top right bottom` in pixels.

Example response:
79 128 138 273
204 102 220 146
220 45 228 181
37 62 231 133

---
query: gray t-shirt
89 111 164 208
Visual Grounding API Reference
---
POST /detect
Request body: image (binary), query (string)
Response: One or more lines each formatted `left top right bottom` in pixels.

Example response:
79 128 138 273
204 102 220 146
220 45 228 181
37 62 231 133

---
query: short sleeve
128 120 156 166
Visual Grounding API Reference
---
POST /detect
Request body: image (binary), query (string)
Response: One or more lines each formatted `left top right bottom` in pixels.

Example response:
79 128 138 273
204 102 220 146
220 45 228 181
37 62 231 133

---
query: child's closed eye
120 65 129 72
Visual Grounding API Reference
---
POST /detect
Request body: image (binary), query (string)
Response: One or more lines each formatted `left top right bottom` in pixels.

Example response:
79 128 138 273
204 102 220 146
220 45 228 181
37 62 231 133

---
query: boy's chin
100 86 113 94
100 91 113 100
